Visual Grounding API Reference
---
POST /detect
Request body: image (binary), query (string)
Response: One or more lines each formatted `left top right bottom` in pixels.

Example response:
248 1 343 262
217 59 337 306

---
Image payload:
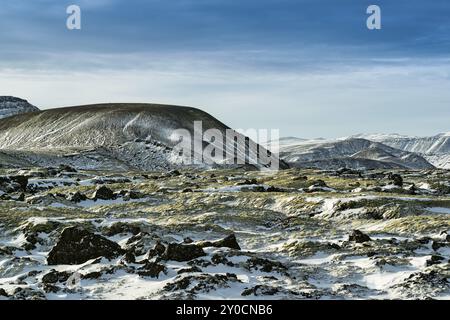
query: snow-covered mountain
0 96 39 119
345 133 450 169
279 138 434 170
0 103 283 171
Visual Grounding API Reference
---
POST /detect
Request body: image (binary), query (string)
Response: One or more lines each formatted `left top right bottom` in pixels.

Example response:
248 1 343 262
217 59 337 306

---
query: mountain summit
0 96 39 119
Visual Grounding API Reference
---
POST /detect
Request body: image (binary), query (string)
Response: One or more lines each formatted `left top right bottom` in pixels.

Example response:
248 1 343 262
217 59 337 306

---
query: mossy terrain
0 166 449 300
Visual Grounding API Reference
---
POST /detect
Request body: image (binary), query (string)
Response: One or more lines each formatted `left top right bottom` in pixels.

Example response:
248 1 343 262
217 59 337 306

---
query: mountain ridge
0 96 40 119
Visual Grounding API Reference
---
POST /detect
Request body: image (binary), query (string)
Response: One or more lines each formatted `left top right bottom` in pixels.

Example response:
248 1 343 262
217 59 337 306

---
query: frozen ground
0 167 449 300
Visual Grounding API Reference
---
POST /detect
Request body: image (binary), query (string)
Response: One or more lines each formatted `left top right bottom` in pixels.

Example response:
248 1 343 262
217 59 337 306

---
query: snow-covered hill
0 103 282 171
0 96 39 119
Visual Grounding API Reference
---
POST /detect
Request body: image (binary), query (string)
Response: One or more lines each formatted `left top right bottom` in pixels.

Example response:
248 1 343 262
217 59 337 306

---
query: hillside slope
0 103 281 171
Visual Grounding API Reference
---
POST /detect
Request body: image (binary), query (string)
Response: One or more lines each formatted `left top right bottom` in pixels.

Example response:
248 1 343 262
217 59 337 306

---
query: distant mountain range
277 132 450 170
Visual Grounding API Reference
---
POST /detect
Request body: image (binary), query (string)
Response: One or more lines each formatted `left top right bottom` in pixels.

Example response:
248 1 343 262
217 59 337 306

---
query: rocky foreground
0 166 449 300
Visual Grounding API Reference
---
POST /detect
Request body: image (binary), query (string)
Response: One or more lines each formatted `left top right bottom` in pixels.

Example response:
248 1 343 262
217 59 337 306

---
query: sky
1 0 450 138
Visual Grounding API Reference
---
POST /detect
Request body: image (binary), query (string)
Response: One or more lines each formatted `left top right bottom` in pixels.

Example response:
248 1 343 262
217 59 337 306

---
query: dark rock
266 186 284 192
211 253 229 265
81 272 102 280
0 288 8 297
244 257 287 273
127 190 143 199
137 261 166 278
183 237 194 244
388 173 403 187
291 175 308 181
47 227 125 265
349 230 372 243
124 251 136 263
9 175 29 191
236 179 258 185
168 170 181 176
164 277 191 291
432 241 447 251
162 243 206 262
66 191 86 203
28 270 40 277
177 266 202 274
12 287 46 300
241 285 289 297
43 284 60 293
93 186 115 200
59 165 77 173
103 222 141 237
198 234 241 250
426 255 445 266
417 237 432 245
153 241 166 256
42 269 72 284
0 246 15 256
327 243 341 250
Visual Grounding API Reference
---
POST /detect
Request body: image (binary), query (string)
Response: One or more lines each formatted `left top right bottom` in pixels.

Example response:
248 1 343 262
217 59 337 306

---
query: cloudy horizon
1 0 450 139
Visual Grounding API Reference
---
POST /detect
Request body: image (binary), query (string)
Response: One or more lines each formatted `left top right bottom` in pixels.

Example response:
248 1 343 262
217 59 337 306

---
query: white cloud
1 54 450 138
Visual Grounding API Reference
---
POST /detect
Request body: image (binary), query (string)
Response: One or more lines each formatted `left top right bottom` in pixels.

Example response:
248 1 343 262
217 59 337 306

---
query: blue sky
1 0 450 138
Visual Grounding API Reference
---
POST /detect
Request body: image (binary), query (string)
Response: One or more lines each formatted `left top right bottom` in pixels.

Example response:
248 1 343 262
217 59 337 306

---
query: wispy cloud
0 0 449 137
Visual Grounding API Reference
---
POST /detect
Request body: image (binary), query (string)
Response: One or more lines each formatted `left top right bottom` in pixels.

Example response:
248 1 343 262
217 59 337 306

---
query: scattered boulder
432 240 447 251
93 186 115 200
0 175 29 193
162 243 206 262
244 257 287 274
81 271 102 280
198 234 241 250
66 191 87 203
153 241 166 256
12 287 46 300
349 230 372 243
0 288 8 297
236 179 258 186
388 173 403 187
42 269 72 284
9 175 29 191
241 285 298 297
168 170 181 177
137 261 166 278
426 255 445 266
103 222 141 237
177 266 202 275
47 227 125 265
58 164 77 173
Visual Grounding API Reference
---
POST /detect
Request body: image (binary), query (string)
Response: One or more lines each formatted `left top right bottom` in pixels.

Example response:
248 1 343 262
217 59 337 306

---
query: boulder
42 269 72 284
349 230 372 243
93 186 114 200
162 243 206 262
66 191 87 203
47 227 125 265
198 234 241 250
137 261 166 278
388 173 403 187
0 288 8 297
426 255 445 266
